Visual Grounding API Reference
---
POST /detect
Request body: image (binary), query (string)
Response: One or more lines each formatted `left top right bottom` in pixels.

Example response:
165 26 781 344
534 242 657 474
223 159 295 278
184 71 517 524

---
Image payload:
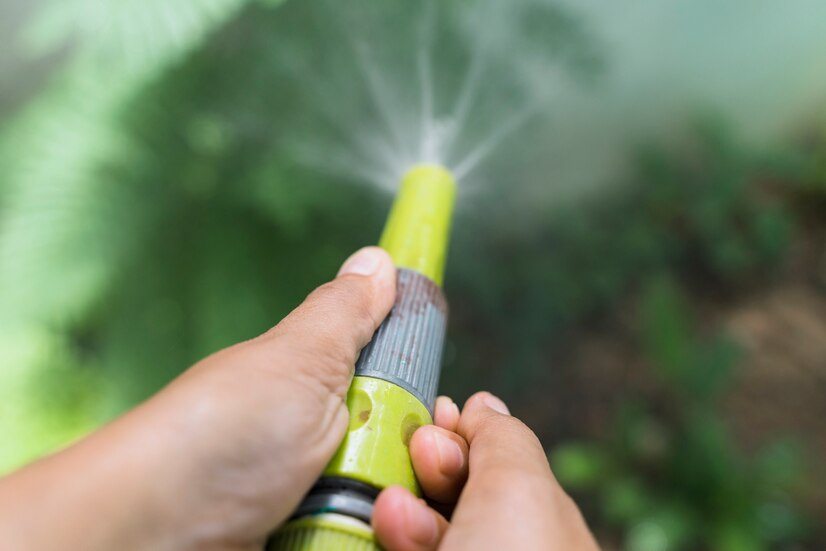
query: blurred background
1 0 825 549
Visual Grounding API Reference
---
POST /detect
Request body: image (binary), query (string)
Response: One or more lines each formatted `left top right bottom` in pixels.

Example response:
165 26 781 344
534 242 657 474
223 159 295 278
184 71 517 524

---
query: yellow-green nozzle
379 164 456 286
269 165 456 551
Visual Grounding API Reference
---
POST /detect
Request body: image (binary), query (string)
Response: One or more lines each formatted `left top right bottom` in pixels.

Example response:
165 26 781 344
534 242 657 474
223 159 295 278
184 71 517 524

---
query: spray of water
362 1 543 186
277 0 570 195
274 0 826 211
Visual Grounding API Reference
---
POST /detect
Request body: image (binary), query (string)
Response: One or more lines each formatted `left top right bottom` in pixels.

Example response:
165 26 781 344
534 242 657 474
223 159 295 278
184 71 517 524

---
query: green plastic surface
324 376 432 494
269 514 377 551
379 164 455 286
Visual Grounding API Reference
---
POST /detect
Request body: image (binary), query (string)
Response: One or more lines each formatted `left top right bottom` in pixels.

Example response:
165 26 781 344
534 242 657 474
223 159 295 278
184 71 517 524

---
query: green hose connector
269 514 376 550
268 165 455 550
324 376 432 494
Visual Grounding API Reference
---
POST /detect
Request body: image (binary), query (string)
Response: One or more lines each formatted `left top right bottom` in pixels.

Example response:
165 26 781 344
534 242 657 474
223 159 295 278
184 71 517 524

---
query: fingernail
481 392 510 415
436 395 453 411
338 247 383 277
401 491 438 545
435 396 456 423
431 430 464 475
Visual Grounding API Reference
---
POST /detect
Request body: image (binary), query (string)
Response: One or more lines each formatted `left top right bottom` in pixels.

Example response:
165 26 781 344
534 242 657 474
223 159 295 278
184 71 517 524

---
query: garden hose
268 164 456 550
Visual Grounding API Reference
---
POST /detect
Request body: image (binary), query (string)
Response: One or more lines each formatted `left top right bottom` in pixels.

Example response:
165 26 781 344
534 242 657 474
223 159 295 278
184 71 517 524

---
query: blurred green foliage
443 117 798 397
0 0 823 547
0 0 381 466
552 278 808 550
475 120 813 549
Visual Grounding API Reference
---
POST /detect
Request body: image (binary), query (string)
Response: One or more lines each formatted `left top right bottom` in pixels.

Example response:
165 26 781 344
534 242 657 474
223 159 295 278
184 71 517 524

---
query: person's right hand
372 391 599 550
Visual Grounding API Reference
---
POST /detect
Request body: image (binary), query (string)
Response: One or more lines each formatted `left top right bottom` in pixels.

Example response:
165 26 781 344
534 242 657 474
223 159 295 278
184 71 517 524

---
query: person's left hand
0 246 399 550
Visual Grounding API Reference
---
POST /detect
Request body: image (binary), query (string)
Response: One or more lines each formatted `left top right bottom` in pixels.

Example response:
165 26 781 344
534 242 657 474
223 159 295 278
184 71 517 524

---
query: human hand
372 392 599 550
0 245 596 551
0 246 397 550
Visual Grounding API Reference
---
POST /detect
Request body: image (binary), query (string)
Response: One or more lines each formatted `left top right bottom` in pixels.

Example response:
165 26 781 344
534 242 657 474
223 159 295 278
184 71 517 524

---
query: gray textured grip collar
354 268 447 414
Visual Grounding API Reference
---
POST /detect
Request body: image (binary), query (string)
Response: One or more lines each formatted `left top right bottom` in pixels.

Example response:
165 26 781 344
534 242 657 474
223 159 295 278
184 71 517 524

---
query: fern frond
26 0 263 84
0 82 148 326
0 0 286 326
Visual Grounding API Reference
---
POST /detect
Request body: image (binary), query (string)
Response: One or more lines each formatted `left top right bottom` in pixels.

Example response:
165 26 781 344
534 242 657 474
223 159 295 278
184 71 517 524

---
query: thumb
266 246 396 397
441 392 598 550
136 246 397 542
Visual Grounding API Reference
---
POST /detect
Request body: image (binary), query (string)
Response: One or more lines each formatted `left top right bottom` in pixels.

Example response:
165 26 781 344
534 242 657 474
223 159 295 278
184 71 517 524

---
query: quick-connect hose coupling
268 165 456 551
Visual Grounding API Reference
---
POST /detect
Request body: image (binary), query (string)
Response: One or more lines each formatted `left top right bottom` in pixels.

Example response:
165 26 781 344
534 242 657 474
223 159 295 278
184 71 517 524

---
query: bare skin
0 247 597 550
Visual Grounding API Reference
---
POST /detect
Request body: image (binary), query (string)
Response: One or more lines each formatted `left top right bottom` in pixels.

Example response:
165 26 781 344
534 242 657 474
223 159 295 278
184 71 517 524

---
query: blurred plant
0 0 376 469
0 6 819 550
551 278 809 551
0 0 601 469
445 118 797 396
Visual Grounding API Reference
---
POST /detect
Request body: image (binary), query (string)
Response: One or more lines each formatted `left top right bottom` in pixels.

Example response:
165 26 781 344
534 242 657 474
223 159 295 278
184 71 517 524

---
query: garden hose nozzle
268 164 456 550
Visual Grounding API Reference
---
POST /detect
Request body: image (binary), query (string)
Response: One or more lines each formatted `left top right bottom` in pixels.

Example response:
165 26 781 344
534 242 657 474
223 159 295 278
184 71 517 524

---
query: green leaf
550 442 611 490
625 504 697 551
26 0 257 83
639 276 693 383
601 476 652 525
711 520 764 551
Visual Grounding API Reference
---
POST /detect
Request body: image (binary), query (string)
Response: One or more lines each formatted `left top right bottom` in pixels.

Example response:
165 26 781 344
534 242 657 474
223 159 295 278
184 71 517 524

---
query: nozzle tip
379 164 456 286
402 164 455 191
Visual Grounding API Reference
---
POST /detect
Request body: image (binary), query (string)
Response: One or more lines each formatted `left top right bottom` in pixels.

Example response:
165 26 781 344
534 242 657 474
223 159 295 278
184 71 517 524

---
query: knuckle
243 277 384 409
285 339 353 399
306 280 352 313
341 278 382 329
508 418 544 449
465 391 492 409
509 471 555 499
470 467 551 505
311 279 379 333
299 282 371 358
473 412 538 445
257 336 353 404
